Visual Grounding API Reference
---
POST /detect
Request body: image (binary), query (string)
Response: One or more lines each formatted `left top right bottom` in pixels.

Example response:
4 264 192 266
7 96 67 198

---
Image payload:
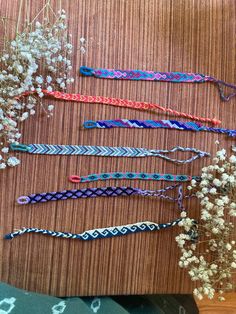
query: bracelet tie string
80 66 236 102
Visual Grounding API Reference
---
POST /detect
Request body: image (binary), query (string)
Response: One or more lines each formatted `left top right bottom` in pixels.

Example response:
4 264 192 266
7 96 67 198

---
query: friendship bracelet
83 119 236 138
36 90 220 126
10 144 210 164
5 219 183 241
69 172 200 183
80 66 236 102
17 184 188 211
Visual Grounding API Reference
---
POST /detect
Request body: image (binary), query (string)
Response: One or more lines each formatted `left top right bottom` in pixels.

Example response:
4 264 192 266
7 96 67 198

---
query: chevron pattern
69 172 200 183
5 219 183 241
27 144 150 156
83 119 236 137
40 89 220 125
10 143 210 164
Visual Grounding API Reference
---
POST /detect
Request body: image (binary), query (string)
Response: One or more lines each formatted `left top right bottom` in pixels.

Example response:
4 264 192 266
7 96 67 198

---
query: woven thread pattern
5 219 182 241
17 186 139 205
83 119 236 137
10 144 210 164
69 172 200 183
17 184 188 209
80 66 236 101
95 69 205 82
40 90 220 125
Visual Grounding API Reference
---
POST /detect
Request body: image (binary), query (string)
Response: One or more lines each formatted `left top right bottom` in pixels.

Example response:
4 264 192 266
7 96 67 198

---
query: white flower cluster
176 149 236 301
0 9 74 169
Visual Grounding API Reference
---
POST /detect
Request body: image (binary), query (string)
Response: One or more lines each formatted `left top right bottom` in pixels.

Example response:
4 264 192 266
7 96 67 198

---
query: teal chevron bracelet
80 66 236 102
5 218 188 241
10 143 210 164
69 172 200 183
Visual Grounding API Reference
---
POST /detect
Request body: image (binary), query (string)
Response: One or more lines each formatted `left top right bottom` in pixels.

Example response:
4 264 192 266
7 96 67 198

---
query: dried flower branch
0 5 74 169
176 149 236 301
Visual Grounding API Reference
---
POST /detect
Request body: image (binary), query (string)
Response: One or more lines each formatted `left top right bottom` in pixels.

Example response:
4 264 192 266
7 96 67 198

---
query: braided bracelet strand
5 219 182 241
17 184 188 209
69 172 200 183
10 143 210 164
80 66 236 102
38 90 220 125
83 119 236 137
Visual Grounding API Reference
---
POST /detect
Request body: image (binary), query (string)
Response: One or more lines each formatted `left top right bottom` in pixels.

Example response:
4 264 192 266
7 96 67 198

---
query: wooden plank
0 0 235 296
196 293 236 314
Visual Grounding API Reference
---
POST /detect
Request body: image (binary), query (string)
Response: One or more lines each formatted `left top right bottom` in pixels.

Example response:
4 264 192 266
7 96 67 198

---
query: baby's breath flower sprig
176 149 236 301
0 6 74 169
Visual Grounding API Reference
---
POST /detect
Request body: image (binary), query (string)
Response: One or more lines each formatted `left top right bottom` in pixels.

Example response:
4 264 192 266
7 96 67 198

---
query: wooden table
0 0 235 296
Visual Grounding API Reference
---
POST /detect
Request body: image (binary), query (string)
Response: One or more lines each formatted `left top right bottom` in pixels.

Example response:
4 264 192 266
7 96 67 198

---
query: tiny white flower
2 147 9 153
48 105 54 111
7 156 20 167
0 163 6 169
46 76 52 83
36 76 43 84
229 155 236 163
213 178 221 187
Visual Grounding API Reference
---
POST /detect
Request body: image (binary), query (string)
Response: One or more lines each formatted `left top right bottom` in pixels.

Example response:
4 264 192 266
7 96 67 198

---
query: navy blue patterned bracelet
17 184 189 212
83 119 236 137
5 219 184 241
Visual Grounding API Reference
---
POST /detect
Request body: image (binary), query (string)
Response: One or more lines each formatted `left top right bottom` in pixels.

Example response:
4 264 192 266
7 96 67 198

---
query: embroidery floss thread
69 172 200 183
34 90 220 125
10 143 210 164
5 219 183 241
83 119 236 138
80 66 236 102
16 184 188 207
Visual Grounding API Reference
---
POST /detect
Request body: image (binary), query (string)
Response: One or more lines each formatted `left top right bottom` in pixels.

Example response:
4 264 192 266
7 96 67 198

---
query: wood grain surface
196 293 236 313
0 0 235 297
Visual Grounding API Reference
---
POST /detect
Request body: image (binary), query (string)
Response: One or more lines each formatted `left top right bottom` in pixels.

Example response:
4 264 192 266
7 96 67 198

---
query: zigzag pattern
5 219 183 241
83 119 236 137
10 143 210 164
69 172 200 183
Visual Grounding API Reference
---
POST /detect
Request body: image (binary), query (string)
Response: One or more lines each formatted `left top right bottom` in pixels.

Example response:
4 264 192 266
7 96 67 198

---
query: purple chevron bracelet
83 119 236 137
80 66 236 101
17 184 188 211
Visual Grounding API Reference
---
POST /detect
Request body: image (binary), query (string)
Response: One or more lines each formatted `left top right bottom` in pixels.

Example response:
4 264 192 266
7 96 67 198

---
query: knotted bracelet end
79 66 94 76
